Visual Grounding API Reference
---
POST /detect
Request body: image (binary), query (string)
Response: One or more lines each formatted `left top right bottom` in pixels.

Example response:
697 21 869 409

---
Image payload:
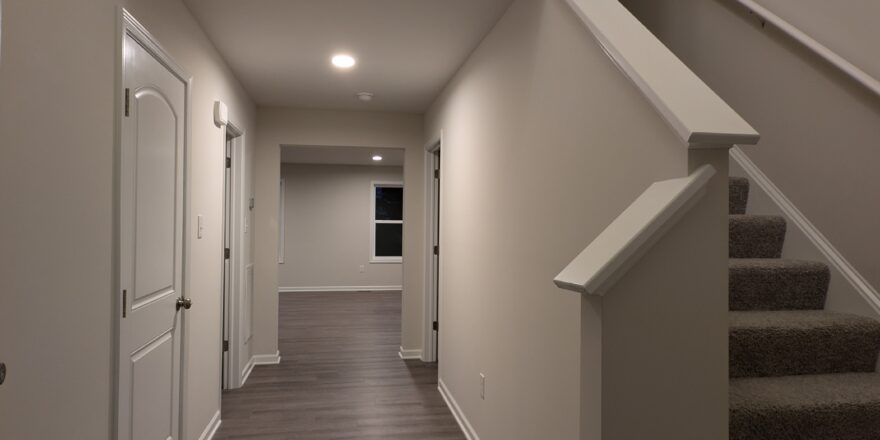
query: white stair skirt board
730 147 880 314
438 379 480 440
279 286 403 293
398 347 423 360
198 410 222 440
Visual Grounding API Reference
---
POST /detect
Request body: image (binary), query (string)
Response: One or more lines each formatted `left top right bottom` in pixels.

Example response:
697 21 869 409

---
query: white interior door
118 30 187 440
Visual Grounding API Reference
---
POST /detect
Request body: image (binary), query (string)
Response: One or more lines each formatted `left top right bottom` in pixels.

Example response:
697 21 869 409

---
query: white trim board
198 410 221 440
279 286 403 293
251 351 282 366
730 147 880 315
438 379 480 440
398 347 423 360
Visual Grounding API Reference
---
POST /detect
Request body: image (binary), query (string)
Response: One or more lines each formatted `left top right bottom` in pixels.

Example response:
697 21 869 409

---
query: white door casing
118 12 190 440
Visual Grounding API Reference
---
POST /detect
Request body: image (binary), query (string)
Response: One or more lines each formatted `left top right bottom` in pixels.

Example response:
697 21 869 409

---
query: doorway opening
221 122 255 390
423 137 442 363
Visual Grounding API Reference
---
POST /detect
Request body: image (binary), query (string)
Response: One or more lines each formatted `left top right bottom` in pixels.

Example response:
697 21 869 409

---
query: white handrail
565 0 759 148
737 0 880 99
554 165 716 295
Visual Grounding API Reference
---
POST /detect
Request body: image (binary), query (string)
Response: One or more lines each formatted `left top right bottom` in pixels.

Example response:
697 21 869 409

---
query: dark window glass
375 187 403 221
375 223 403 257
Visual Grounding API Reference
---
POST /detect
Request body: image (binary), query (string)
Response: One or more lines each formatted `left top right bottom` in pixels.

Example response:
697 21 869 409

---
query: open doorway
424 138 442 363
221 122 255 390
277 145 405 294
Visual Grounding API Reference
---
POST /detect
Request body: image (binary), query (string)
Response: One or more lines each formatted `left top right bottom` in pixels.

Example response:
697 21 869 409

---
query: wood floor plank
214 292 464 440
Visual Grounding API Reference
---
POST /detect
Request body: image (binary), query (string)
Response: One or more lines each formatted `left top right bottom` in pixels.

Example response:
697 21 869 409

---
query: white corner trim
279 286 403 293
438 379 480 440
731 147 880 314
240 357 256 386
398 347 423 360
252 351 281 366
198 409 222 440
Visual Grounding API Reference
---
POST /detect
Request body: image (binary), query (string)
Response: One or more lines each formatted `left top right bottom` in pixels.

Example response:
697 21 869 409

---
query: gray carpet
728 178 880 439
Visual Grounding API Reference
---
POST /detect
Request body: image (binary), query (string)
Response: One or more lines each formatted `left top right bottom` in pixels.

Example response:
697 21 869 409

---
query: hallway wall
254 108 425 359
0 0 256 438
622 0 880 295
279 163 404 291
424 0 692 438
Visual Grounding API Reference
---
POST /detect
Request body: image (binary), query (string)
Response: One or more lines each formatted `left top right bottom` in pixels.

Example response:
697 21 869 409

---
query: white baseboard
240 357 256 386
198 409 221 440
398 346 423 360
279 285 403 293
731 147 880 314
438 379 480 440
252 350 281 365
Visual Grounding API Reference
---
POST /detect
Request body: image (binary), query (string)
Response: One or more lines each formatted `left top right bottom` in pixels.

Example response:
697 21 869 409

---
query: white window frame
370 181 404 264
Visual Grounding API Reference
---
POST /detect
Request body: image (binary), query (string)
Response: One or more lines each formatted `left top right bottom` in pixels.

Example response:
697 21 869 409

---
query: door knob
176 297 193 311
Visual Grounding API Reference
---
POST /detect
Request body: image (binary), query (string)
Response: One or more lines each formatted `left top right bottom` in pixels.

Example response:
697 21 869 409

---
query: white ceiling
184 0 515 112
281 145 405 167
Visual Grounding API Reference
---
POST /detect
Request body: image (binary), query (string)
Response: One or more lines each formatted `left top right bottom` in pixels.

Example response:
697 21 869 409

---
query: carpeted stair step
730 373 880 440
729 177 750 215
729 215 786 258
730 259 830 311
730 311 880 378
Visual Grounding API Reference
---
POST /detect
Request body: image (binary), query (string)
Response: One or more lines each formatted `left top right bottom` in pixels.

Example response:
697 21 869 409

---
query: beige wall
622 0 880 292
279 163 404 290
254 108 425 357
0 0 256 438
423 0 710 437
752 0 880 84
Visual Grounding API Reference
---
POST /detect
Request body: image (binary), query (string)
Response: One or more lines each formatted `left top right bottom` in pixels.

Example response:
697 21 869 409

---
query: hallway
214 292 464 439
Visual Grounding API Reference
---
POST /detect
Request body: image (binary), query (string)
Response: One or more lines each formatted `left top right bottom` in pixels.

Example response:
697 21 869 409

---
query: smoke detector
356 92 374 102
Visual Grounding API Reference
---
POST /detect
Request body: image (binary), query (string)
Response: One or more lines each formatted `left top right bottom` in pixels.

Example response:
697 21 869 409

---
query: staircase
728 177 880 439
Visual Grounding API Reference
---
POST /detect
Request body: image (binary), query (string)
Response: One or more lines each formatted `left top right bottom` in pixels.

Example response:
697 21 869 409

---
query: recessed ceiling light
331 54 356 69
372 155 383 162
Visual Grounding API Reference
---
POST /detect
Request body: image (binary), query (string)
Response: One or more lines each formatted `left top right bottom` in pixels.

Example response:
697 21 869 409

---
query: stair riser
730 327 880 378
731 405 880 440
730 264 830 311
729 177 749 215
729 216 786 259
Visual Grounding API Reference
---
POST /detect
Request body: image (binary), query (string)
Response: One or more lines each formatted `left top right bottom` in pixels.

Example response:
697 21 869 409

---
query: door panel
133 90 178 304
119 31 186 440
131 331 175 440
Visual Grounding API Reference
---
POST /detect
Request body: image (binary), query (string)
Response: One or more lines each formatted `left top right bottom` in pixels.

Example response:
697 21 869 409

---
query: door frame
221 121 251 390
422 132 442 363
113 8 193 439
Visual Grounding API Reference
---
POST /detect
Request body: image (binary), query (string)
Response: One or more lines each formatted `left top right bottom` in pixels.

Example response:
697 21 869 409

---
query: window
371 182 403 263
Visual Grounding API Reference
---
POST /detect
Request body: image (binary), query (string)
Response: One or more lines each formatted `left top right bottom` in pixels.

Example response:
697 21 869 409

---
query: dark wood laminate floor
214 291 465 440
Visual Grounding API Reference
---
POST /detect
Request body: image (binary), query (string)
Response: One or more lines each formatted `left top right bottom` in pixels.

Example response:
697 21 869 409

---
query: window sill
370 258 403 264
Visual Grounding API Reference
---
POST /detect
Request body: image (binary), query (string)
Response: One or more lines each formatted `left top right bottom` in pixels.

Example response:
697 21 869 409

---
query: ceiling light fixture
372 155 383 162
357 92 374 102
331 54 356 69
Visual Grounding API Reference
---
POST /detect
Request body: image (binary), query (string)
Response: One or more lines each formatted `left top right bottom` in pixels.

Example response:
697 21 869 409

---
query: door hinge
122 289 127 318
124 88 131 117
433 321 439 331
226 157 231 169
224 248 230 259
223 340 229 352
434 169 440 179
433 245 439 255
